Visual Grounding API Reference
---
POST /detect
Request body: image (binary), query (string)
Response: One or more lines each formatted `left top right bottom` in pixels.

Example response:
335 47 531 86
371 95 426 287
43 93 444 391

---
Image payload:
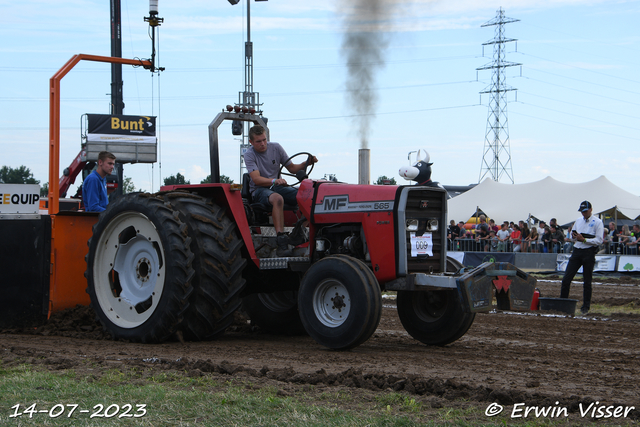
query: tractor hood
296 179 398 223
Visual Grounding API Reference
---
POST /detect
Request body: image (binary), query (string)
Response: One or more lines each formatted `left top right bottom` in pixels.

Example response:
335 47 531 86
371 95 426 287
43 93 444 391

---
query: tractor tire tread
164 193 246 341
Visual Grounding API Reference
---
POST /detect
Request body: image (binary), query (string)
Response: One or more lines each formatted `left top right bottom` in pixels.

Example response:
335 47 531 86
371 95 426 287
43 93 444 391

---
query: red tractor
84 111 537 350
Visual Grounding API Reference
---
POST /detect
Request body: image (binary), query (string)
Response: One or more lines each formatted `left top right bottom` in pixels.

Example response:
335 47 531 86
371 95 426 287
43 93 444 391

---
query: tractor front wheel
395 255 475 346
298 256 381 350
396 289 474 346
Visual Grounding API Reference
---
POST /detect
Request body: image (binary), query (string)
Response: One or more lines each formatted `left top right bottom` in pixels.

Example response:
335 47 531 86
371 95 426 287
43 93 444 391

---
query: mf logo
323 195 348 211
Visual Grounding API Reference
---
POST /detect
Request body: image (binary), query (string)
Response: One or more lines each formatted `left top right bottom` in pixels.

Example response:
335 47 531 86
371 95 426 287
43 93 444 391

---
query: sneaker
580 306 589 315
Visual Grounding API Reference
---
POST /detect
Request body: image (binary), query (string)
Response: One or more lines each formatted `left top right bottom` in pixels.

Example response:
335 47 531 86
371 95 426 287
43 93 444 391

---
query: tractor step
259 256 310 271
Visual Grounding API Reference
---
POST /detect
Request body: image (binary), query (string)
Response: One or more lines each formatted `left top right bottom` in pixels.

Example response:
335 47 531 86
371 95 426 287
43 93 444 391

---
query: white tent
447 176 640 226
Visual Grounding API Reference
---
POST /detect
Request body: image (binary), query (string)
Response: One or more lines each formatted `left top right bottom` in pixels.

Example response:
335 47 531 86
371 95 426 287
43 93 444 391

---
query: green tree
40 182 49 197
123 177 136 194
201 174 234 184
376 175 396 185
0 165 40 184
163 173 190 186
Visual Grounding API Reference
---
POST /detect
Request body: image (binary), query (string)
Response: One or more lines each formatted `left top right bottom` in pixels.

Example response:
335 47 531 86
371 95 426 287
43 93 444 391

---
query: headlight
427 219 438 231
406 219 419 231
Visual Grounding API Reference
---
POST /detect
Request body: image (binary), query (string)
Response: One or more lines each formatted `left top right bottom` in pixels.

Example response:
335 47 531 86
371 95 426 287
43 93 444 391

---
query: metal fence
448 239 633 254
606 241 638 255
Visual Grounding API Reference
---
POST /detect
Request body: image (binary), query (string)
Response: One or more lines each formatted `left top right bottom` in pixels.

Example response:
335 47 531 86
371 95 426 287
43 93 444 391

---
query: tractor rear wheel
164 192 247 341
298 256 381 350
396 257 475 346
242 291 306 335
85 193 194 343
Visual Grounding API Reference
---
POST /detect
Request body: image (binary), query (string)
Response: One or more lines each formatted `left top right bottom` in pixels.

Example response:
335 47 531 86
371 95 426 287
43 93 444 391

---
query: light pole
228 0 268 113
228 0 268 178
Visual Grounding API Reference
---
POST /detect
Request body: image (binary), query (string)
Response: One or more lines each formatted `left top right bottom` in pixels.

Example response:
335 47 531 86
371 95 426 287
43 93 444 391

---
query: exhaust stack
358 148 370 185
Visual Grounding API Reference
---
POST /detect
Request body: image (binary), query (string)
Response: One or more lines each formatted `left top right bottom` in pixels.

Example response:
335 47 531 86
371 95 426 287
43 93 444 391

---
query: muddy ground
1 275 639 424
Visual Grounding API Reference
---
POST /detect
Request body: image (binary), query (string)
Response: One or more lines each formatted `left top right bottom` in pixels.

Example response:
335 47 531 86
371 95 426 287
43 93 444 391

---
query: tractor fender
162 184 258 266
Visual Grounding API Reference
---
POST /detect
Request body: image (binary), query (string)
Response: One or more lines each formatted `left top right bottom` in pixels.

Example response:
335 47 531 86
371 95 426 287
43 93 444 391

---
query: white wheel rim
93 212 166 329
312 279 350 328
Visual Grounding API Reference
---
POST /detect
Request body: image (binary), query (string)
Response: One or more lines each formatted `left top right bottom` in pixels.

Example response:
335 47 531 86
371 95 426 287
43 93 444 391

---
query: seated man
550 225 565 253
82 151 116 212
563 224 575 253
244 125 317 256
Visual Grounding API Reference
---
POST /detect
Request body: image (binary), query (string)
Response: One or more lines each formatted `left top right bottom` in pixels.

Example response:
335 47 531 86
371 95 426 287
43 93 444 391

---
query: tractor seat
241 173 298 215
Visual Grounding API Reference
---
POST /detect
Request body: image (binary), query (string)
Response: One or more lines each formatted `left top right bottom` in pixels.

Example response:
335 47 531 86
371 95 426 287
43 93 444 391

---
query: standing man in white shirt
560 201 604 315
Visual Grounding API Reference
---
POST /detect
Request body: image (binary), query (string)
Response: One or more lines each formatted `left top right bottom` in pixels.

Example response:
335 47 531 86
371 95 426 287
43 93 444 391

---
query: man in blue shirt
82 151 116 212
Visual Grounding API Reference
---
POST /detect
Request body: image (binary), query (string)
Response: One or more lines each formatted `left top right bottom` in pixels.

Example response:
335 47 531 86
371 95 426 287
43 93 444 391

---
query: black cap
579 200 592 212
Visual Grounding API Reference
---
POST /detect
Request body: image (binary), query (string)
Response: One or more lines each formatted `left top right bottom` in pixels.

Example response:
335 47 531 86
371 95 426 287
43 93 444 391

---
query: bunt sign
85 114 157 164
87 114 156 143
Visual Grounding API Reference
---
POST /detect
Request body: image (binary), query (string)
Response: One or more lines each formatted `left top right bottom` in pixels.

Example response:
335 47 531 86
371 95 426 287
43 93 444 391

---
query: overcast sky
1 0 639 200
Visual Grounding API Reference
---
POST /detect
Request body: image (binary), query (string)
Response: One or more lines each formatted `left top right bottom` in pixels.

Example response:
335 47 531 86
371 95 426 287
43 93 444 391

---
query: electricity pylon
477 8 520 184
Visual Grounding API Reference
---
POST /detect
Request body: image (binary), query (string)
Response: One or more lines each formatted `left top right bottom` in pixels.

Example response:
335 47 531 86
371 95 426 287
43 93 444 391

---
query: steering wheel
278 152 315 186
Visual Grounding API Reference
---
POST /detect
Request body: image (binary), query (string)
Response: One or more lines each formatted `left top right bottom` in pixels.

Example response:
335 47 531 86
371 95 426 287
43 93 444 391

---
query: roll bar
207 112 269 184
48 54 152 214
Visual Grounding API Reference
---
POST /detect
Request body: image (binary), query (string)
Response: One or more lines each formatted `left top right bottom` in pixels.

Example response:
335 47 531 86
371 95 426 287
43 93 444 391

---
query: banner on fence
617 256 640 272
556 254 617 272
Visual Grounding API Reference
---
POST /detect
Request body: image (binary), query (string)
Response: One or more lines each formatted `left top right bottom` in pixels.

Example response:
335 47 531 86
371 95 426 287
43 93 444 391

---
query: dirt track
1 276 639 423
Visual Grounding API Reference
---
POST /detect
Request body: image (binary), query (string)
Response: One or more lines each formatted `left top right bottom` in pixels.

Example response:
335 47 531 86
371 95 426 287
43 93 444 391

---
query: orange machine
0 55 153 329
46 55 153 318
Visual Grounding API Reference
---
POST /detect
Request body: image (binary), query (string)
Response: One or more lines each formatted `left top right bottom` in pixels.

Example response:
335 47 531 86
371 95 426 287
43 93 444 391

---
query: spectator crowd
447 215 639 255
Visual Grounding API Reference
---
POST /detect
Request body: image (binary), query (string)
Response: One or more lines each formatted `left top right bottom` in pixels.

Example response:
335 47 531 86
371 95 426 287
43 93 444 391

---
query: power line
518 67 640 97
0 79 480 103
516 52 640 85
519 21 640 58
510 109 640 142
518 90 640 121
517 100 640 133
519 75 640 107
0 54 480 74
270 103 480 122
0 103 481 130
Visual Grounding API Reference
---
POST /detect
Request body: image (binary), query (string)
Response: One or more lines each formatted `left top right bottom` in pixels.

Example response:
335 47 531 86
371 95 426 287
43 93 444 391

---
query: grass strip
0 363 615 426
